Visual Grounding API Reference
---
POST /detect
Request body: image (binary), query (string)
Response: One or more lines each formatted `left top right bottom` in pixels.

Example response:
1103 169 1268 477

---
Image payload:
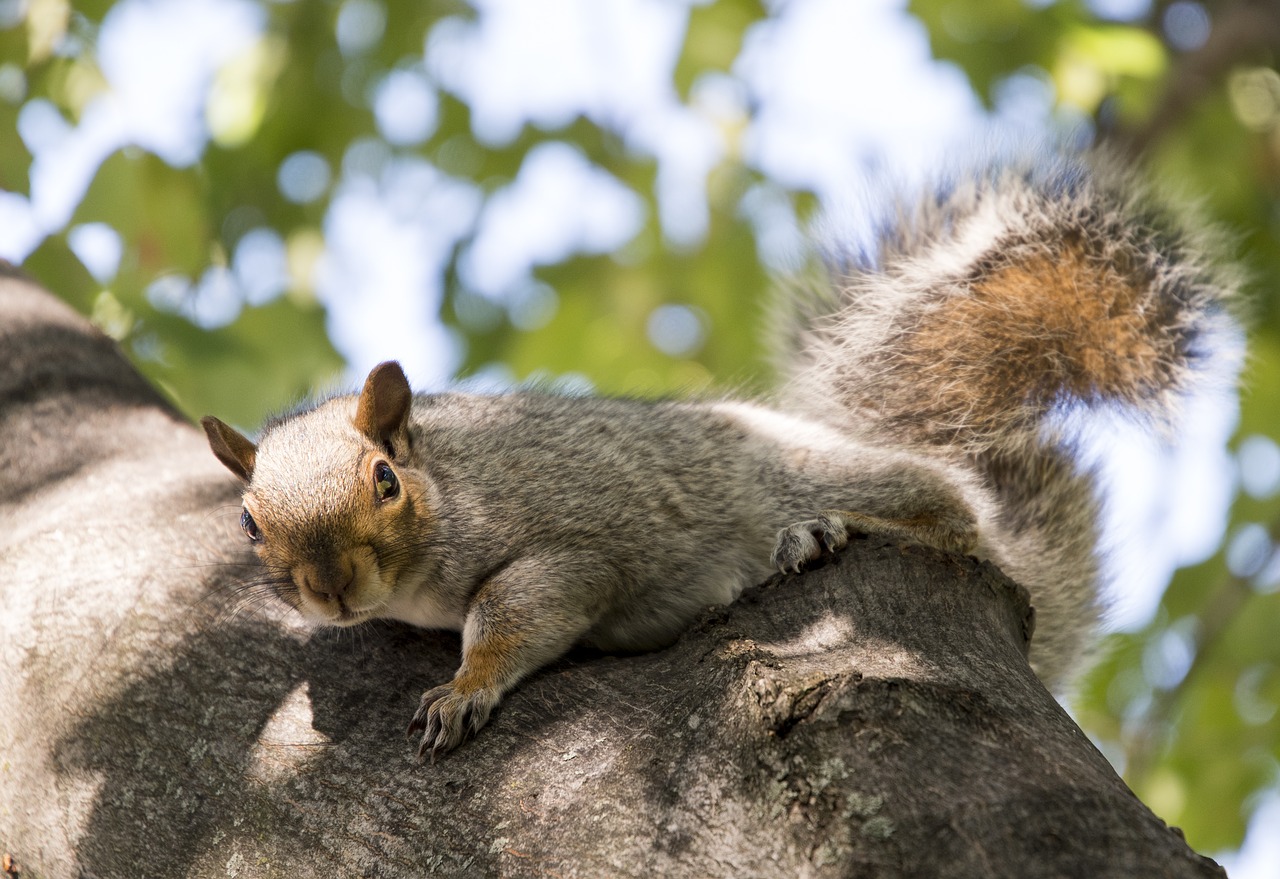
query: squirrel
201 153 1241 760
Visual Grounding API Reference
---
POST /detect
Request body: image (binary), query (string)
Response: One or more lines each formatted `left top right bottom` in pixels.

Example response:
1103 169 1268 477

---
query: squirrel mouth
333 597 366 624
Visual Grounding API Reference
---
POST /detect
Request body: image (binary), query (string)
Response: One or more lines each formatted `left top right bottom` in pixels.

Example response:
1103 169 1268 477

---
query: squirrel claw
408 683 499 761
771 513 850 574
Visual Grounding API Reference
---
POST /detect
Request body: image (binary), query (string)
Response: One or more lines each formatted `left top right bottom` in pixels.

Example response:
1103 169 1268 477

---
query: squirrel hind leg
771 509 980 574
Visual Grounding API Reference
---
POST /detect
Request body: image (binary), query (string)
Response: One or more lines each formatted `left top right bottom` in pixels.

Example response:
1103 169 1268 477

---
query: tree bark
0 269 1223 878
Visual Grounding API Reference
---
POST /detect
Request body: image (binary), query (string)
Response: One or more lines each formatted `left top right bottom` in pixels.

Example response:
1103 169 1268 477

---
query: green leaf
674 0 767 98
22 233 98 315
1054 24 1167 114
73 150 212 280
133 299 344 427
907 0 1074 105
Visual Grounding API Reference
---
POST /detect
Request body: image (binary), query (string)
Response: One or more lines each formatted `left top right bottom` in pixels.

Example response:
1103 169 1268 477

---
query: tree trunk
0 269 1223 878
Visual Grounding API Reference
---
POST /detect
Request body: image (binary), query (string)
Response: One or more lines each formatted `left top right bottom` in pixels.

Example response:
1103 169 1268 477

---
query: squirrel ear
200 416 257 482
354 361 412 455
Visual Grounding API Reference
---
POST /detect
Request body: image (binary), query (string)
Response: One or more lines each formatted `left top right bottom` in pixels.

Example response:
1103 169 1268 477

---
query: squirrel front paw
406 683 499 761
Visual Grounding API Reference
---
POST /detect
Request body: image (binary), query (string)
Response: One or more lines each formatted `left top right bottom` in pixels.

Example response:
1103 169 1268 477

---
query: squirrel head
201 361 430 626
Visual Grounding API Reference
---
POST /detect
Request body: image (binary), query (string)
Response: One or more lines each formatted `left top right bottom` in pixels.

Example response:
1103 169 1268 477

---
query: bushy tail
777 153 1242 457
776 153 1243 690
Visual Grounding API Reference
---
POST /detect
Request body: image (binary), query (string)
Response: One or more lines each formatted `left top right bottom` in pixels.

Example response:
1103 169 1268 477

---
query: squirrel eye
374 462 399 502
240 508 261 542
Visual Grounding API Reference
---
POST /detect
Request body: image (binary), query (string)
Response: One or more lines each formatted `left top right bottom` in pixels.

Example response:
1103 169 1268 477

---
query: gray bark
0 268 1223 878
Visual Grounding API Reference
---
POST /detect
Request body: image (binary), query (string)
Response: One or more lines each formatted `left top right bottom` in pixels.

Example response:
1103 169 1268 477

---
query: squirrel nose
296 557 355 601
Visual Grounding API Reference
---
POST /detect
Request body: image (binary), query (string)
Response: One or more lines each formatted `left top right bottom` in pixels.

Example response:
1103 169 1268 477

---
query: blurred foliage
1 0 1278 862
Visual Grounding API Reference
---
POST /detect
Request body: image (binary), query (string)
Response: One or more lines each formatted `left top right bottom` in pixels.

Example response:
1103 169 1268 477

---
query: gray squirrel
201 153 1241 759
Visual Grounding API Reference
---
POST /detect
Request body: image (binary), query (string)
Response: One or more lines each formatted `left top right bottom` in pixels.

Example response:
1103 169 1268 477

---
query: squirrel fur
201 153 1241 759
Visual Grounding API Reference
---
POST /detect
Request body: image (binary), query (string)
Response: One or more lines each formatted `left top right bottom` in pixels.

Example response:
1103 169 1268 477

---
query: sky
0 1 1270 872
